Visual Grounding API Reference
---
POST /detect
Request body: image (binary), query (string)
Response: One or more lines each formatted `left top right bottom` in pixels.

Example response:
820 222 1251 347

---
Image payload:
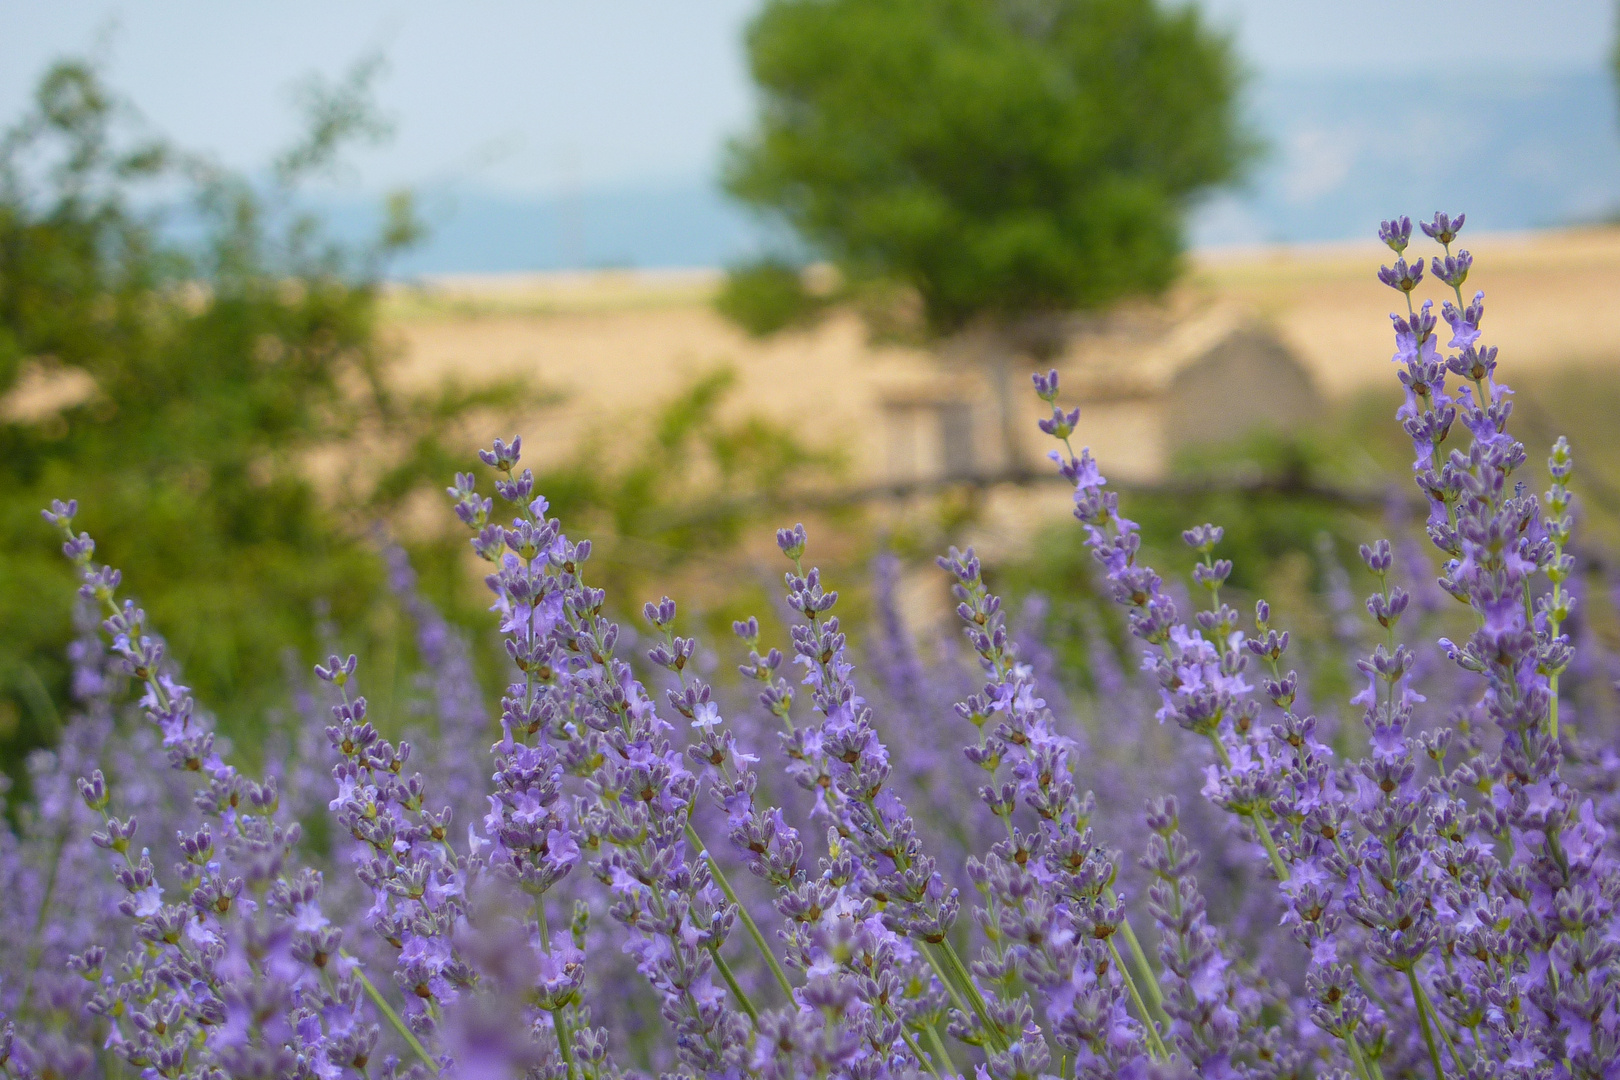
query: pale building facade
381 272 1322 500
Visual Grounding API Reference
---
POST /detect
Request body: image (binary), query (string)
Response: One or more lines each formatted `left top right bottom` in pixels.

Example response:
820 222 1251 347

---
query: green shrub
713 258 826 336
0 61 522 782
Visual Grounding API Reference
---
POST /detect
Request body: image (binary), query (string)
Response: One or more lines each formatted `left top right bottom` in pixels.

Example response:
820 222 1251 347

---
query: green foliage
725 0 1255 332
535 367 840 603
714 258 826 337
1613 2 1620 134
0 61 522 779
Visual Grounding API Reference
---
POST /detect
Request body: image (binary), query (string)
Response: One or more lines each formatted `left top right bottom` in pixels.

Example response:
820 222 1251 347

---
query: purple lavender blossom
12 206 1620 1080
385 544 493 832
936 544 1159 1074
455 442 738 1075
736 531 964 1076
29 503 386 1079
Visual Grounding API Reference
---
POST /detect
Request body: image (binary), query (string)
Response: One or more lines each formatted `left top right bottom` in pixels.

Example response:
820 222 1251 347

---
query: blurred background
4 0 1620 786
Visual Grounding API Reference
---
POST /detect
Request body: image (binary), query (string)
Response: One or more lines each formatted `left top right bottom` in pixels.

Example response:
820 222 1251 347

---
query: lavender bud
1182 523 1224 551
776 522 808 560
472 522 505 560
92 816 138 853
179 826 214 865
1032 368 1060 402
644 596 678 628
316 653 359 686
1366 588 1410 628
61 532 96 563
1262 670 1298 707
1378 215 1412 253
1143 796 1179 833
1037 405 1080 439
67 947 106 980
1548 435 1573 481
493 468 534 503
1191 559 1232 591
1246 629 1288 661
1430 250 1472 287
78 769 109 810
83 567 122 608
1376 256 1424 293
1419 210 1465 244
40 498 79 526
1359 539 1393 574
478 435 522 470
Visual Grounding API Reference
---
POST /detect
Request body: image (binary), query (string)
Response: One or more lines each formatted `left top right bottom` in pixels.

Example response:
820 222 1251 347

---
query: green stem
936 938 1006 1051
897 1023 943 1080
536 891 552 945
1548 538 1566 740
1408 969 1447 1080
710 946 760 1024
351 955 435 1068
1251 814 1290 880
687 822 794 998
920 943 979 1043
1206 732 1290 881
1549 673 1560 739
1110 938 1169 1061
1432 996 1461 1066
18 821 72 1013
536 899 577 1080
1113 895 1166 1015
553 1012 578 1079
924 1023 956 1076
1343 1031 1376 1080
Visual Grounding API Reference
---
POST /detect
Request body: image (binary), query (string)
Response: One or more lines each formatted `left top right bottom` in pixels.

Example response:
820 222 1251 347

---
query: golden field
382 227 1620 470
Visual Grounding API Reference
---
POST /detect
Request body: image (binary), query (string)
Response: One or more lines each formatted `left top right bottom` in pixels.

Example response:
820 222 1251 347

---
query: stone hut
867 303 1322 487
361 270 1323 495
1035 304 1322 482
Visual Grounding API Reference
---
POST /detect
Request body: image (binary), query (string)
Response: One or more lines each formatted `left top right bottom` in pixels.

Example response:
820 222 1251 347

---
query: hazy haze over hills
1193 65 1620 247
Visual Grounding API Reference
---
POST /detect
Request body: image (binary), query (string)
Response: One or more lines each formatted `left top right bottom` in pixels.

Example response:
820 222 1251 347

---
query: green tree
725 0 1255 460
0 61 519 779
1613 2 1620 137
713 258 827 337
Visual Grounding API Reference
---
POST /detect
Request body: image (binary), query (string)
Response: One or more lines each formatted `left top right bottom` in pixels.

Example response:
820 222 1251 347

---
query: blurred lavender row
4 212 1620 1079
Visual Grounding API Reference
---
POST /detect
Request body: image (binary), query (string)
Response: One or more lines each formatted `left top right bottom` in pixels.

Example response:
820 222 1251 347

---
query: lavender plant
2 212 1617 1080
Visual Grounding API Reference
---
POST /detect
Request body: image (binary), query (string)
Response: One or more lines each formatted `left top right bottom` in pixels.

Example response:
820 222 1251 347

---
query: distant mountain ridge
320 64 1620 276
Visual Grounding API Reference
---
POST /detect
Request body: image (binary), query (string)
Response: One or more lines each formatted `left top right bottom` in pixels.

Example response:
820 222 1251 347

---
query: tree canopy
725 0 1255 333
0 61 516 780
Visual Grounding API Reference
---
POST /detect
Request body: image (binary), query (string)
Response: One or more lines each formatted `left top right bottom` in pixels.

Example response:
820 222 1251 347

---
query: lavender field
4 212 1618 1080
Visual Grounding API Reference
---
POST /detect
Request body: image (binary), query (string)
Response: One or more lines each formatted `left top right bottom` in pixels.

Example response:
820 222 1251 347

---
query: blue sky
3 1 1612 196
3 2 1615 268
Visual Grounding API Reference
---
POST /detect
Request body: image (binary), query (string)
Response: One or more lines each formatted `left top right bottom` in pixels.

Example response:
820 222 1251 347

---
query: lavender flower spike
18 204 1620 1080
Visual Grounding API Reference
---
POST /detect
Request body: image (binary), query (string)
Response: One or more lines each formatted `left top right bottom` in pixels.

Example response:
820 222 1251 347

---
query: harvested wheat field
381 227 1620 487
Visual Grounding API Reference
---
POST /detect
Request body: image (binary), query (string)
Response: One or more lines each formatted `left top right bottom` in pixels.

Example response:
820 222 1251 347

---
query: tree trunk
987 342 1024 478
942 318 1053 480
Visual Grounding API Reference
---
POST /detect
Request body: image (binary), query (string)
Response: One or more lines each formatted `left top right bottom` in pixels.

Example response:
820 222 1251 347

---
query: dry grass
379 228 1620 549
381 270 944 478
1193 227 1620 397
385 226 1620 413
374 230 1620 633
